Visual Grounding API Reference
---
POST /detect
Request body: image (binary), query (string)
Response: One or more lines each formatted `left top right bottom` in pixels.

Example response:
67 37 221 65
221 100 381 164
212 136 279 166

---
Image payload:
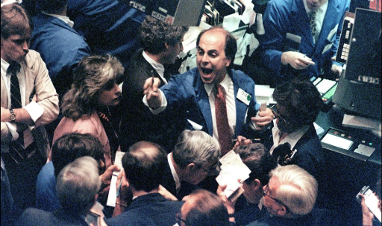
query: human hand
281 51 315 70
216 184 236 215
112 169 131 217
99 165 120 195
232 135 253 149
331 64 342 76
360 194 374 226
143 77 162 109
251 108 274 129
158 185 178 201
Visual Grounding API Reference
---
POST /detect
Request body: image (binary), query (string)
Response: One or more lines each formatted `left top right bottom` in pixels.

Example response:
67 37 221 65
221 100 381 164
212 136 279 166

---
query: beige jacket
1 50 59 157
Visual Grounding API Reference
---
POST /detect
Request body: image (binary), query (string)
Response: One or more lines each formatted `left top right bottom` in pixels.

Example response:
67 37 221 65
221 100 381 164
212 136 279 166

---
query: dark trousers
2 142 45 224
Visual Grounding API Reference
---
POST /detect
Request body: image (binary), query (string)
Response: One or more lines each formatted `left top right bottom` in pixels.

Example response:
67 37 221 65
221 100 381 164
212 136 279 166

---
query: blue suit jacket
161 68 259 138
67 0 145 68
259 0 350 80
31 14 91 98
105 193 184 226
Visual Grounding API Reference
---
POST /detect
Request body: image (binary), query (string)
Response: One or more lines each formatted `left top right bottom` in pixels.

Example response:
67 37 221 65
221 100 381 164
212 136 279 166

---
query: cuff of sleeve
24 101 44 122
142 90 167 115
5 122 19 141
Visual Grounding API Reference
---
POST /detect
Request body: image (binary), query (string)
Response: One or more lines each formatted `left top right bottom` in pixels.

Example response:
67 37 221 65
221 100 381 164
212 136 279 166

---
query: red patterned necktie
214 84 232 156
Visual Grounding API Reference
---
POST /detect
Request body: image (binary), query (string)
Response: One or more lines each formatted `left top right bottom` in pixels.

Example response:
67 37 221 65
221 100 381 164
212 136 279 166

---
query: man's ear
185 163 196 174
276 205 288 216
225 57 232 67
252 179 262 191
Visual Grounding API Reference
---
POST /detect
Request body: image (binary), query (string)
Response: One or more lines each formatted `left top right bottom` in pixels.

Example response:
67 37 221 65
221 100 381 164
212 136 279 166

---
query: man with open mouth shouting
143 26 274 156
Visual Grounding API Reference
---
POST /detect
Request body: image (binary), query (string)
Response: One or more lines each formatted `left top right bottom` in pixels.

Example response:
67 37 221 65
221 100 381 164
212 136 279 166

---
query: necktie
214 84 232 156
7 62 25 164
9 62 22 109
309 11 317 43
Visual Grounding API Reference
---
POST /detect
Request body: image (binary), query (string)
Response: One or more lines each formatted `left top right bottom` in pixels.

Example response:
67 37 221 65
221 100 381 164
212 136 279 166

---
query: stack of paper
216 150 251 201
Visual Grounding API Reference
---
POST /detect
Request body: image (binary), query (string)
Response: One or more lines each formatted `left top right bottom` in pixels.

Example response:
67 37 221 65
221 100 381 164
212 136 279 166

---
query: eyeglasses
270 105 290 126
263 184 290 213
199 162 220 176
175 212 186 225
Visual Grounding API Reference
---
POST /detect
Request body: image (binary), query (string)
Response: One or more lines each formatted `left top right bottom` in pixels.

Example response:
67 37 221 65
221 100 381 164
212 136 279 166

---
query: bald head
122 141 167 192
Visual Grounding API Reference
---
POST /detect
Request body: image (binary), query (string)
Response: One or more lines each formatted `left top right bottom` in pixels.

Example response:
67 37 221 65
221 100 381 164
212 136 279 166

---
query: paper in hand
216 150 251 201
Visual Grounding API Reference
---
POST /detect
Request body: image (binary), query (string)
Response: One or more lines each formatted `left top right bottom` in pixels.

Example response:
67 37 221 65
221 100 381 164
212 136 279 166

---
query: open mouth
201 67 213 75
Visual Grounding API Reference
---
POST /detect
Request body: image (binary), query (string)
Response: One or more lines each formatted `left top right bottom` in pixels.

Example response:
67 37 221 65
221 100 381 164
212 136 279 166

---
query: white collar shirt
270 119 310 155
204 74 236 140
303 0 329 43
142 51 167 84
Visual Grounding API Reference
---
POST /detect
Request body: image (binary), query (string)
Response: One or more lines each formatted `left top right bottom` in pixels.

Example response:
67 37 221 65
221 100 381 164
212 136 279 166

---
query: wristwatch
9 109 16 122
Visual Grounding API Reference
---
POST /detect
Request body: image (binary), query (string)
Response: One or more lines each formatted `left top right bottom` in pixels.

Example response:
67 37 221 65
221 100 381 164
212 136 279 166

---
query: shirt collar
142 51 165 78
168 153 181 191
1 58 11 77
271 119 310 150
204 73 231 96
42 11 74 28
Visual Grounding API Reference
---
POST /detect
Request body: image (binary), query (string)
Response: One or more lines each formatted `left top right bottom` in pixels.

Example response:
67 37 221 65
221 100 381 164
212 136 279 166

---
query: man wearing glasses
267 79 325 207
247 165 338 226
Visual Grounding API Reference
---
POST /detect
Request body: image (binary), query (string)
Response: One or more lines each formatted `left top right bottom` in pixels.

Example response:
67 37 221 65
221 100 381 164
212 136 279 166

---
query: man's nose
22 41 29 51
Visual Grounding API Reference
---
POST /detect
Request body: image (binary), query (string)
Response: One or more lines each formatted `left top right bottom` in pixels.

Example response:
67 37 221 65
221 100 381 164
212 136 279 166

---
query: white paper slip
106 151 125 207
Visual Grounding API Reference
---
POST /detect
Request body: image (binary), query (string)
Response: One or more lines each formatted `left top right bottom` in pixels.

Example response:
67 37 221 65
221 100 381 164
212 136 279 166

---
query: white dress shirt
270 119 310 156
142 51 167 84
204 74 236 140
1 58 44 140
303 0 329 43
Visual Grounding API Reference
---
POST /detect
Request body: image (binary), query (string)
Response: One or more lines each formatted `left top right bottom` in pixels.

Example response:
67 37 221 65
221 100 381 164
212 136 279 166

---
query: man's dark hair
52 133 104 177
139 16 187 54
272 79 324 130
37 0 68 14
234 143 277 185
122 141 167 192
196 26 237 68
184 189 230 226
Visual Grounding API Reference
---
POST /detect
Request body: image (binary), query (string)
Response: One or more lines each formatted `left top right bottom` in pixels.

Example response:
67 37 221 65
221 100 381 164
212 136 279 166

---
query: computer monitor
333 8 381 120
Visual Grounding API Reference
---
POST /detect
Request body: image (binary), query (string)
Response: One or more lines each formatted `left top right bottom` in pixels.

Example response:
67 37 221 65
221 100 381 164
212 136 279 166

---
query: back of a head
271 165 318 216
139 16 187 54
52 133 104 177
172 130 221 171
56 156 101 215
183 189 230 226
273 79 323 128
234 143 277 185
1 3 32 39
122 141 167 192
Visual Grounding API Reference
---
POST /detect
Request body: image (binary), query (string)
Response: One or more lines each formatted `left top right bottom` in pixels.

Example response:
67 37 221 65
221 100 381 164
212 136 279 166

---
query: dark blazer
119 49 186 152
160 161 196 200
105 193 184 226
16 208 88 226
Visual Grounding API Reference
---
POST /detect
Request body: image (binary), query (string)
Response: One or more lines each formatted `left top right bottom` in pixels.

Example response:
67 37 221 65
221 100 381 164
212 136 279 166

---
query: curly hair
61 55 124 121
139 16 187 54
272 79 323 131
